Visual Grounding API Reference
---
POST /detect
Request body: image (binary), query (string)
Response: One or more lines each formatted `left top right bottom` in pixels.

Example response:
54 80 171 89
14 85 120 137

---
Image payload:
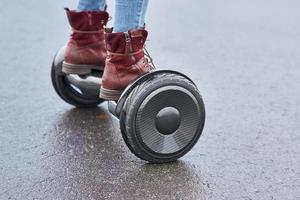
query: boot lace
144 47 156 70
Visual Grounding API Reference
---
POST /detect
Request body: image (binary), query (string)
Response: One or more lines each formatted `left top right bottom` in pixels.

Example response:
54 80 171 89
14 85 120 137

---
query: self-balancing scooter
51 46 205 163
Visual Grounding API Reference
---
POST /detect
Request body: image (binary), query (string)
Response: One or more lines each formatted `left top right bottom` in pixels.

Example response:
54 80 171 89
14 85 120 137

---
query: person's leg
77 0 106 11
138 0 149 28
114 0 149 32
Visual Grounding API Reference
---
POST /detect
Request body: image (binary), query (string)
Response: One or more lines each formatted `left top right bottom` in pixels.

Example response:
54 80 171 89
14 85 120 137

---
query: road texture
0 0 300 199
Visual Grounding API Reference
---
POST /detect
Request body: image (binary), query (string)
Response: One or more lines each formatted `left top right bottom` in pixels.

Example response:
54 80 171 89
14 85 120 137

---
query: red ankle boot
99 29 153 100
62 8 109 75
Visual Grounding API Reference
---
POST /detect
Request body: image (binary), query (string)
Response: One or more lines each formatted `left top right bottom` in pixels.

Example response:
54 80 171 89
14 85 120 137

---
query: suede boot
99 29 153 100
62 8 109 75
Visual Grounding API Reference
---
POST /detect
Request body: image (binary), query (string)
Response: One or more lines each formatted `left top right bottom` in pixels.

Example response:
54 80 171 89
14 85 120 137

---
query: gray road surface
0 0 300 199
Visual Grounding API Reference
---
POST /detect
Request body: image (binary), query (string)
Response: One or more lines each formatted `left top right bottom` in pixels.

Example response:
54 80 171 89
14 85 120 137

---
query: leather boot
99 29 153 100
62 8 109 75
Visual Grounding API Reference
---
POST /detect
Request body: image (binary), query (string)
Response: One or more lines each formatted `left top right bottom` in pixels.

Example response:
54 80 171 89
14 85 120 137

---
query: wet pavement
1 0 300 199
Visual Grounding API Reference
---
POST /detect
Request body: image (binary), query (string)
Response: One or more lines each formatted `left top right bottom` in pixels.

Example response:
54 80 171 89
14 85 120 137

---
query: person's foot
62 8 109 75
99 29 153 100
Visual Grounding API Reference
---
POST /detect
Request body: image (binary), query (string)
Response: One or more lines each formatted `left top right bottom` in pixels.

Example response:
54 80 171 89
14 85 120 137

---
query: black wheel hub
135 85 202 154
155 107 181 135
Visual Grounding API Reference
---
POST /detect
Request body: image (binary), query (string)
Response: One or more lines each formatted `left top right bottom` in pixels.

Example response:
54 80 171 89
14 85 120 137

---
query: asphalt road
1 0 300 199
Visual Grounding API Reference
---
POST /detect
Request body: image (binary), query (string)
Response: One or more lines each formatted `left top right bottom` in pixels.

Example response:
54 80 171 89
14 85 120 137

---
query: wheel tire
119 72 205 163
51 54 104 108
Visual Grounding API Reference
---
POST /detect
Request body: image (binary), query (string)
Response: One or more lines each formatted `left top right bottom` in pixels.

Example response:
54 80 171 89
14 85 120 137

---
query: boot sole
99 87 123 100
62 62 104 75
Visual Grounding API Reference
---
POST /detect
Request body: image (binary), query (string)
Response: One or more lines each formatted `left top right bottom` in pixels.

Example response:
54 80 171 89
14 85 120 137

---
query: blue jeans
77 0 149 32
